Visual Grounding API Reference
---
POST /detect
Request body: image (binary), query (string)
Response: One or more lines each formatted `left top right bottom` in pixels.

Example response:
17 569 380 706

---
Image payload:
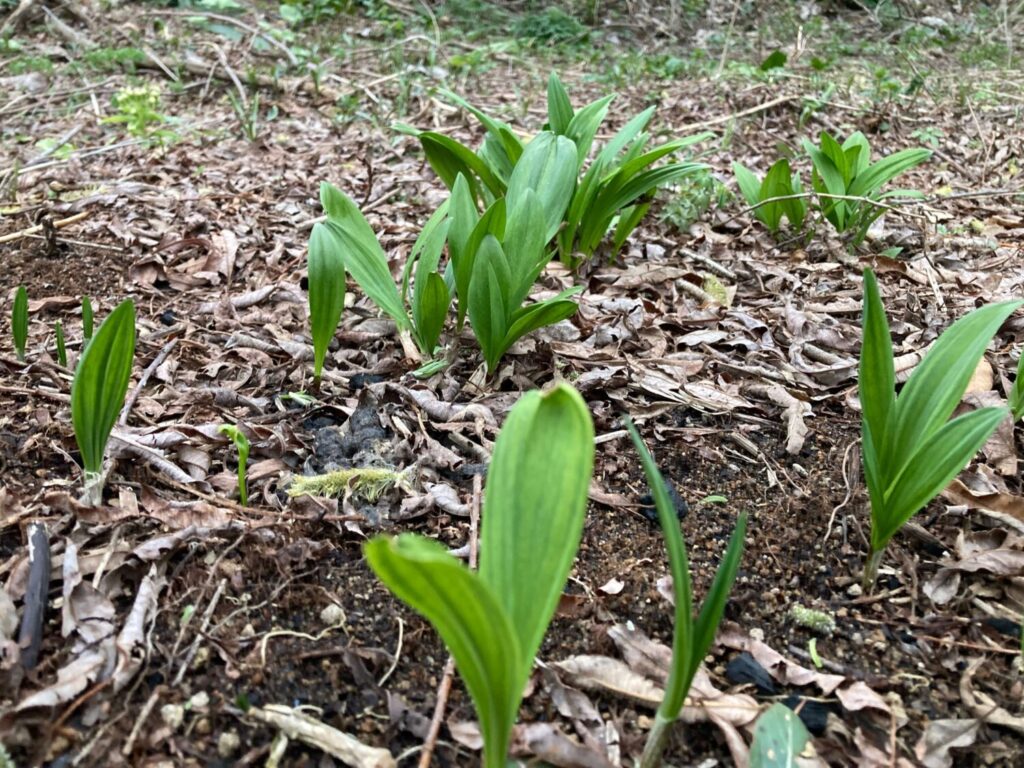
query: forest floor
2 1 1024 766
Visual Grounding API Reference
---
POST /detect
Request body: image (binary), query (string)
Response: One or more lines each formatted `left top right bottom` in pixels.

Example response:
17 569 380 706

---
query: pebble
320 604 346 626
218 731 241 758
847 583 863 597
161 704 185 731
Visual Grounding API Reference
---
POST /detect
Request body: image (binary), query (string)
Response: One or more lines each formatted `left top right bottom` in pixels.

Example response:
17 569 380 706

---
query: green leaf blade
307 222 347 379
12 285 28 362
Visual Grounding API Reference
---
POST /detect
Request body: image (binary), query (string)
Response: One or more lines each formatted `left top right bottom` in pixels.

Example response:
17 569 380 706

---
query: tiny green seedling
733 158 807 233
803 131 930 244
71 300 136 505
218 424 250 506
54 321 66 367
626 419 747 768
82 296 94 342
366 383 594 766
12 285 28 361
859 269 1021 589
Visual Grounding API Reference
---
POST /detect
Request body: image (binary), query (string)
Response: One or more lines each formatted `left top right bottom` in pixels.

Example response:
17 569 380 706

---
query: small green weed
102 84 179 145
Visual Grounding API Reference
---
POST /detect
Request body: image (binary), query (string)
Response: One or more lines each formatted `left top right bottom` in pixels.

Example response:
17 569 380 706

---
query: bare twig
0 211 91 244
120 338 180 425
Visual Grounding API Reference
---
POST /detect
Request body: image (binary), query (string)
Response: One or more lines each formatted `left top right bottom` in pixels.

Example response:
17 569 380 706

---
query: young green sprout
54 321 67 367
366 383 594 766
1010 354 1024 422
307 206 347 381
218 424 250 506
859 268 1021 590
71 300 136 505
12 285 28 362
626 419 747 768
82 296 94 342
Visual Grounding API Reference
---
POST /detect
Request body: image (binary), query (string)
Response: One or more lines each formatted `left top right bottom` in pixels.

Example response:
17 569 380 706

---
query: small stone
218 731 241 758
194 717 212 735
320 604 346 626
847 583 863 597
189 691 210 709
750 627 765 642
161 704 185 731
240 623 256 638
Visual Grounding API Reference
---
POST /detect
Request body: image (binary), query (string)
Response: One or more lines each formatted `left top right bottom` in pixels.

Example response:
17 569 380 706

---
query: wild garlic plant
71 300 136 505
626 419 746 768
12 285 28 362
858 269 1021 589
312 129 584 374
218 424 251 506
397 72 709 267
367 383 594 766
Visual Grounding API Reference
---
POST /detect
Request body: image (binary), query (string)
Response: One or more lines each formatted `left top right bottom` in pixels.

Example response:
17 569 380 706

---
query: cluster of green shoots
858 268 1023 589
307 72 708 379
734 130 931 244
367 383 747 767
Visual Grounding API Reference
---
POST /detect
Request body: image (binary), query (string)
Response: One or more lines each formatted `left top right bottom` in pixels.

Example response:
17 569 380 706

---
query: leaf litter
2 2 1024 766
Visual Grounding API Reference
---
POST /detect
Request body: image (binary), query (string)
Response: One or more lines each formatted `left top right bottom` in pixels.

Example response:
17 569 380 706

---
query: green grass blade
479 383 594 681
1011 354 1024 421
366 535 522 768
12 285 28 362
849 148 931 198
876 407 1009 551
611 202 650 253
307 223 347 379
71 300 136 481
890 299 1021 465
500 296 581 359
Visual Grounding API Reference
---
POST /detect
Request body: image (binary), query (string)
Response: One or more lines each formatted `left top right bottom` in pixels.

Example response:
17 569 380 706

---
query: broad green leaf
750 703 811 768
546 71 574 135
506 131 577 241
448 175 482 327
365 535 521 768
874 407 1009 551
843 131 872 177
760 159 796 231
849 148 931 198
12 285 27 362
732 162 763 208
319 183 411 332
890 299 1021 465
503 189 549 308
803 141 849 229
468 235 511 373
412 272 450 354
479 384 594 679
858 269 895 473
72 300 135 478
500 295 581 358
564 94 614 169
403 202 450 303
820 130 853 186
419 132 505 199
307 223 347 379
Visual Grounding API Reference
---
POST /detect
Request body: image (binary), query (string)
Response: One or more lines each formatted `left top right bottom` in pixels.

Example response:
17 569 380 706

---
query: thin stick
416 475 482 768
673 94 794 134
172 578 226 686
121 686 164 756
0 211 91 244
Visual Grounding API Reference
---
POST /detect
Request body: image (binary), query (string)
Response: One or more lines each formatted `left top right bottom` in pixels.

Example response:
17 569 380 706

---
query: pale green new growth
859 268 1021 589
366 383 594 766
289 466 410 501
1010 354 1024 422
218 424 251 506
12 285 28 362
71 300 136 505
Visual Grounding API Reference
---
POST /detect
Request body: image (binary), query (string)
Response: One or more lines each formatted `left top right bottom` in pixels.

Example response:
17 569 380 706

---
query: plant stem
862 548 884 592
81 470 104 506
638 712 677 768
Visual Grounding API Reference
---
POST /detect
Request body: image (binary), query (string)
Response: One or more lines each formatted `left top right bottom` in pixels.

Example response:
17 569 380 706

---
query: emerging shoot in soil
858 268 1021 590
626 419 747 768
82 295 94 342
307 190 347 380
12 285 28 362
71 300 136 505
366 383 594 766
218 424 250 506
54 321 66 367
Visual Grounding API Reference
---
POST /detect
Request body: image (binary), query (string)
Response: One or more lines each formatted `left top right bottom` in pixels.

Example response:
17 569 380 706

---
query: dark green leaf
307 222 347 379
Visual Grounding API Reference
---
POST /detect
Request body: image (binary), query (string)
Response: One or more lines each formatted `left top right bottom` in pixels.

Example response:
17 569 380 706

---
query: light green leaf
564 94 614 169
365 535 521 768
412 272 450 354
505 131 577 242
750 703 811 768
849 148 931 198
468 234 511 373
12 285 28 362
859 269 895 476
307 222 347 379
479 384 594 679
732 162 763 208
546 71 574 135
72 300 136 479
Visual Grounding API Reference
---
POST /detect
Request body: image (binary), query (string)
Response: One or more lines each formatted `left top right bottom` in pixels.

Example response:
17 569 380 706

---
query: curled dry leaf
914 719 980 768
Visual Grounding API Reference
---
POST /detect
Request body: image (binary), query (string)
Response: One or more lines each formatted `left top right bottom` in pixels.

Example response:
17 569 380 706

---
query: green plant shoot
307 203 347 379
71 300 136 505
366 383 594 766
733 158 807 233
12 286 28 362
218 424 250 506
626 419 747 768
82 296 94 342
1010 354 1024 422
859 268 1021 589
55 321 66 367
803 131 930 244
